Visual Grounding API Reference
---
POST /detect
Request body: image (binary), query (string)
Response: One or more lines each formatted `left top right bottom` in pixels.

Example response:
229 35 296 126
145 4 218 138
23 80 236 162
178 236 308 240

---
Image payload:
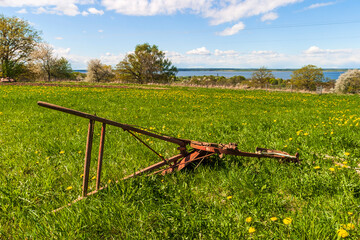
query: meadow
1 83 360 239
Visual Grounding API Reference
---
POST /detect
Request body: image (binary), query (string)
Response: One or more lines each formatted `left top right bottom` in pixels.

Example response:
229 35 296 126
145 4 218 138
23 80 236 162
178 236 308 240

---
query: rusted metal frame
83 119 95 197
37 101 189 147
126 130 166 162
96 123 106 190
176 151 216 171
122 153 186 180
190 143 297 161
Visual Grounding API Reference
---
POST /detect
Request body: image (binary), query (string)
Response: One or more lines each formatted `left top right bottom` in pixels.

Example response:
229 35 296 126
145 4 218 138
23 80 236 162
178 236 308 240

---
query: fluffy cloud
217 22 245 36
100 0 301 26
166 46 360 68
0 0 94 16
88 7 104 15
53 45 360 69
16 8 28 14
186 47 211 55
261 12 278 22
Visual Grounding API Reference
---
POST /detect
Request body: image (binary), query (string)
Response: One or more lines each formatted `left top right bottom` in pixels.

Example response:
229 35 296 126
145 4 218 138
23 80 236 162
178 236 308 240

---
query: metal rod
96 123 106 190
127 130 165 161
38 101 188 147
83 119 95 197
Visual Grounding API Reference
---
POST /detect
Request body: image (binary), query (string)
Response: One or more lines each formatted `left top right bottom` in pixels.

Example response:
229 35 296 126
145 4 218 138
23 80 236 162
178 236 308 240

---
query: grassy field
1 83 360 239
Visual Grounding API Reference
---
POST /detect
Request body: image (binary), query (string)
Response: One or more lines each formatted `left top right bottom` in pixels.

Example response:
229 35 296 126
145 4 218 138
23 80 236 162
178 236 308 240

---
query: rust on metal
96 123 106 190
82 119 95 197
37 101 300 212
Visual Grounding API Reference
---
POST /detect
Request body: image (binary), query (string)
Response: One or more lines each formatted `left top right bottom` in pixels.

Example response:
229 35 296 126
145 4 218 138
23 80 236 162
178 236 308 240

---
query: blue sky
1 0 359 69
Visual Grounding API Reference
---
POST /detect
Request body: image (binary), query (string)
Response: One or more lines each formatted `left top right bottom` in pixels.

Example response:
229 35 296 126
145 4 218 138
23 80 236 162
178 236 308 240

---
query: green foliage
116 43 177 84
250 67 274 86
291 65 324 91
335 69 360 94
0 15 41 78
53 57 73 80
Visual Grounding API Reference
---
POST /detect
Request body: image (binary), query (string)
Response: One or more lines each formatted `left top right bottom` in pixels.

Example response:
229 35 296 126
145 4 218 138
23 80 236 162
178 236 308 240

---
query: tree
31 43 73 81
291 65 324 91
251 67 274 86
86 59 114 82
116 43 177 84
334 69 360 94
0 15 41 78
31 43 55 81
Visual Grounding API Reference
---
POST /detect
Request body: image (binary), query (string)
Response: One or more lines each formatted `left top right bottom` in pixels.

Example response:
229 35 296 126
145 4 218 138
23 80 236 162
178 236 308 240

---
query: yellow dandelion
274 120 277 122
270 217 278 221
246 217 252 223
348 212 353 215
35 151 38 154
337 228 349 238
304 133 309 136
248 227 256 234
344 152 350 156
227 196 233 200
60 150 65 154
329 167 335 172
36 161 39 164
314 166 321 170
91 176 96 180
108 179 112 184
342 223 355 230
66 186 73 190
45 157 50 160
78 150 82 154
343 161 348 165
283 217 292 225
289 138 293 141
80 174 84 178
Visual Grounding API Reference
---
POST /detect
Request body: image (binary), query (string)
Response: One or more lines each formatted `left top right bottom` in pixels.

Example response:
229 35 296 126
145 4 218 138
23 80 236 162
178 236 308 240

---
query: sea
74 69 346 80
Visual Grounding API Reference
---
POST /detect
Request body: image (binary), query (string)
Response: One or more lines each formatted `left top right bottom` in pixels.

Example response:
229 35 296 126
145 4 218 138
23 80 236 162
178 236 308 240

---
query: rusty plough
37 101 299 212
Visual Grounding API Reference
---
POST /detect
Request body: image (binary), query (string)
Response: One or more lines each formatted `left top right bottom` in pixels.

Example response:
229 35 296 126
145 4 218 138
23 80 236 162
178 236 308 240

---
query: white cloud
305 1 336 10
88 7 104 15
214 49 238 56
16 8 28 14
98 29 104 33
55 36 64 40
261 12 278 22
81 11 89 16
101 0 302 26
186 47 211 55
217 22 245 36
51 45 360 69
0 0 94 16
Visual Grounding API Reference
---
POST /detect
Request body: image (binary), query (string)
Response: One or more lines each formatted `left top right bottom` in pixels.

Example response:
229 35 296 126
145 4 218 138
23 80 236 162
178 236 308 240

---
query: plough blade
37 101 300 212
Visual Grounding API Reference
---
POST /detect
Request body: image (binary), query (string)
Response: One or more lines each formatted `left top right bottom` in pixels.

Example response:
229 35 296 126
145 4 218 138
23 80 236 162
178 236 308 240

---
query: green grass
1 84 360 239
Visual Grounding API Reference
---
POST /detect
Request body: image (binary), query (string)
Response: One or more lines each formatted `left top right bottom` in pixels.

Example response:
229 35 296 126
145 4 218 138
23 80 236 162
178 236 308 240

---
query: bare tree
86 59 114 82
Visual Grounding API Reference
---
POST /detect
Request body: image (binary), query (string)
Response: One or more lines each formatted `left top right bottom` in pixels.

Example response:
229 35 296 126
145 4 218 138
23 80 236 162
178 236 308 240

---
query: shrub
334 69 360 94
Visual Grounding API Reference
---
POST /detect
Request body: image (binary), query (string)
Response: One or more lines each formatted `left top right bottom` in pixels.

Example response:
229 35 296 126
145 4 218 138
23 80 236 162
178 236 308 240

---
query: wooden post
96 123 106 190
82 119 95 197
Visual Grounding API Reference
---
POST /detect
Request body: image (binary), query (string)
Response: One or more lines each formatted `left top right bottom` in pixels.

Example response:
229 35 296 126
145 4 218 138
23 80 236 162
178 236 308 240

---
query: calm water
176 70 344 80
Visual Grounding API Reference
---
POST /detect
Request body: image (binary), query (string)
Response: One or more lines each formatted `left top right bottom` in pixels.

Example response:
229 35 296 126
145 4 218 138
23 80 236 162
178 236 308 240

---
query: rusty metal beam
96 123 106 190
82 119 95 197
